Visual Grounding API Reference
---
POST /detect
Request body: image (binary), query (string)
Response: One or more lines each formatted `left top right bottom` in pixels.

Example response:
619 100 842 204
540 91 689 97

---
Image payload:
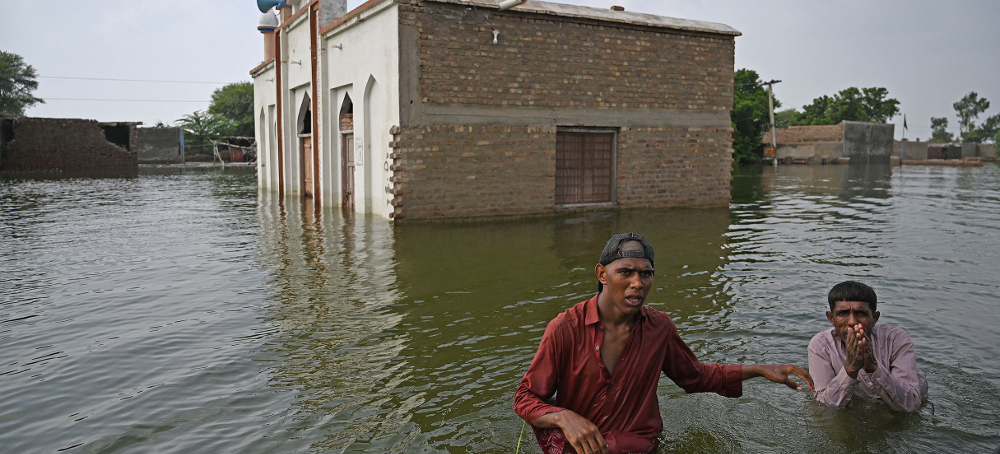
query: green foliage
774 108 801 128
995 131 1000 152
859 87 901 123
929 117 954 143
208 82 254 137
176 110 233 154
731 69 778 165
953 91 990 142
949 92 1000 144
793 87 900 126
978 114 999 143
0 50 44 115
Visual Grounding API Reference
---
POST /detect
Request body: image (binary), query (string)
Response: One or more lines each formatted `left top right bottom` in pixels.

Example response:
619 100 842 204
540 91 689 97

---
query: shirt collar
585 293 648 325
585 294 601 325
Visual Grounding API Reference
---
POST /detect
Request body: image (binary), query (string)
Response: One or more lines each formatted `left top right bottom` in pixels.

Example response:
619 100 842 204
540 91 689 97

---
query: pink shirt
808 324 928 412
514 295 742 454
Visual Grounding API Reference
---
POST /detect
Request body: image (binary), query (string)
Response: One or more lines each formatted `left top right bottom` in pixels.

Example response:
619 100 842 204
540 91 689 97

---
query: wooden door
341 133 355 211
301 136 314 198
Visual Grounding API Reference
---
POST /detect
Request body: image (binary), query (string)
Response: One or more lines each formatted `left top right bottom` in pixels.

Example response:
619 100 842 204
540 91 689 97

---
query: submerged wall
0 117 139 172
841 121 895 163
772 121 895 163
138 127 184 164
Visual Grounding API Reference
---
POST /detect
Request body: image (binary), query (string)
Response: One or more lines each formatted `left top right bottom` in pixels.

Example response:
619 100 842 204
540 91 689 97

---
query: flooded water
2 164 999 453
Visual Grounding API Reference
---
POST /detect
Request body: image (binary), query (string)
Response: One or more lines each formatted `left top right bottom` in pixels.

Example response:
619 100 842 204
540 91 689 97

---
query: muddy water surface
1 164 998 453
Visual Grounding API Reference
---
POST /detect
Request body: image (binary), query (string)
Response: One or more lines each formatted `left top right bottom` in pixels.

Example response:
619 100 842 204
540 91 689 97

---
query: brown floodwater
1 163 998 453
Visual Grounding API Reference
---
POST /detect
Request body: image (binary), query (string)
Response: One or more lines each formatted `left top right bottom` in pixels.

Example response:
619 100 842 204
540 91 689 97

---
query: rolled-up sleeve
514 322 566 422
662 321 742 397
809 336 857 407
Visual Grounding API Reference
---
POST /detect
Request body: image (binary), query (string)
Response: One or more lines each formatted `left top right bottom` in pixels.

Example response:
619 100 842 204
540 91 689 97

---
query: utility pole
762 79 781 166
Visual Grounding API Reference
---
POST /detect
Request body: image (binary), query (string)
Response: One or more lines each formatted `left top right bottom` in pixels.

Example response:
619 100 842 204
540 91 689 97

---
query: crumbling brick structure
0 116 139 173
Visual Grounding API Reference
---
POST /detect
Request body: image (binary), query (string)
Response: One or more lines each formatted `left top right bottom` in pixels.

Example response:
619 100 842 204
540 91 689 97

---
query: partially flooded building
251 0 741 220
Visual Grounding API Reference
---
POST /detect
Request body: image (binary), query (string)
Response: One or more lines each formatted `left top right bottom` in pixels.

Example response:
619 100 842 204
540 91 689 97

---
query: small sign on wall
355 138 364 166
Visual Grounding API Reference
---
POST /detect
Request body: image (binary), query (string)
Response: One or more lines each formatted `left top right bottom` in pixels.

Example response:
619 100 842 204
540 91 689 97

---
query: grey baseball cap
597 232 654 292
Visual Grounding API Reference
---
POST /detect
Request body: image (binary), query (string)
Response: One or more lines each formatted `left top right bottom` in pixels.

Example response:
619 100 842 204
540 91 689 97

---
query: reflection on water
1 164 999 453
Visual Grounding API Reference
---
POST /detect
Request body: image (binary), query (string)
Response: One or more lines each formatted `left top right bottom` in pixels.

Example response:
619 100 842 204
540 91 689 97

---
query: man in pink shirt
514 233 814 454
808 281 928 412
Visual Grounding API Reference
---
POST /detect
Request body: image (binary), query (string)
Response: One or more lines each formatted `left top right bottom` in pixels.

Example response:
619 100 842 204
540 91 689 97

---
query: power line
44 98 209 103
39 76 231 84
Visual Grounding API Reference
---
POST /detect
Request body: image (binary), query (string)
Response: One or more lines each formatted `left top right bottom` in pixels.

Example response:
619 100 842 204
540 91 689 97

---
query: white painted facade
253 0 400 219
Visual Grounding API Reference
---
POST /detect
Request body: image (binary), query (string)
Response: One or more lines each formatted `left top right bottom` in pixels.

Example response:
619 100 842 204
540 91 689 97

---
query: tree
774 108 801 128
953 91 990 142
176 110 233 154
860 87 901 123
978 113 999 143
794 87 899 126
995 131 1000 152
208 81 254 137
731 69 779 164
0 51 44 115
929 117 954 143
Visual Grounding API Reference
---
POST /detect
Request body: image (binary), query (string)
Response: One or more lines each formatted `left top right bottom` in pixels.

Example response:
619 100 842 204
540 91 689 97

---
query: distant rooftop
427 0 741 37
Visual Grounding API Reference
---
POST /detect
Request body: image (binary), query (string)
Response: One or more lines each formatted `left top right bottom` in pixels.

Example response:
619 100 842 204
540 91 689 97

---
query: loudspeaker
257 0 291 13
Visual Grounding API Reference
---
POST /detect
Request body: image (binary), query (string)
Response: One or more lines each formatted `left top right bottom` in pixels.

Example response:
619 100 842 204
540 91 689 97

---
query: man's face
596 257 654 316
826 300 880 339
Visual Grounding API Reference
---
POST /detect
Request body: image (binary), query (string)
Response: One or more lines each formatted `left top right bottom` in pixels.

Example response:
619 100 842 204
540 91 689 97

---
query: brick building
251 0 740 220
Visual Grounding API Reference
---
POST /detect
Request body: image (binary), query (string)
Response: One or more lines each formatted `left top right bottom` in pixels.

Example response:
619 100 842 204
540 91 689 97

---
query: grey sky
3 0 998 140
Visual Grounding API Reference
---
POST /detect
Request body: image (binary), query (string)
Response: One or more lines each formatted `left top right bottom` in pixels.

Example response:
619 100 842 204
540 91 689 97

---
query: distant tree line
731 69 900 164
175 82 255 155
732 69 1000 164
777 87 900 126
928 92 999 144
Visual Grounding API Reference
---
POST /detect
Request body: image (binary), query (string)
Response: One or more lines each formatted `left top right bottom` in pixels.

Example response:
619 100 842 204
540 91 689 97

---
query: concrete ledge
423 105 731 128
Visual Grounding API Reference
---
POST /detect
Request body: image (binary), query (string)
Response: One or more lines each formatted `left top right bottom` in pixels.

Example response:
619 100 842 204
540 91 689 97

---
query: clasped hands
843 323 878 379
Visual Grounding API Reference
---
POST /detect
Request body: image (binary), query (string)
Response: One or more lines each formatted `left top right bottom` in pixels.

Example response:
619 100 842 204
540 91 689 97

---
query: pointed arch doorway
296 94 315 199
339 94 355 212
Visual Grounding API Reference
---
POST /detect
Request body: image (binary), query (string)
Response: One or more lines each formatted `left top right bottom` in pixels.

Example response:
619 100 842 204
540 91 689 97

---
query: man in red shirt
514 232 814 454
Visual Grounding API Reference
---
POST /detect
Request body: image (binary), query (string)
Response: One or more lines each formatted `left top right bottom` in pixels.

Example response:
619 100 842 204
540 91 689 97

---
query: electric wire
43 98 209 103
39 76 230 84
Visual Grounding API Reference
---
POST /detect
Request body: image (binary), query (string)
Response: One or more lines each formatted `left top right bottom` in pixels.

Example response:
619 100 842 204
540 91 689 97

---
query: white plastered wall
320 1 400 218
252 63 277 191
283 16 314 196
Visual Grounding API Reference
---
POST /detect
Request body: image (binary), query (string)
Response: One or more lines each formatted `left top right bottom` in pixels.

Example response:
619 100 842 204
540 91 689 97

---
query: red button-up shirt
514 295 743 454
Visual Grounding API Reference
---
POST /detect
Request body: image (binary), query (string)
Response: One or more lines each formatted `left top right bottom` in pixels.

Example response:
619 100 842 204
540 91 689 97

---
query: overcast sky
3 0 998 140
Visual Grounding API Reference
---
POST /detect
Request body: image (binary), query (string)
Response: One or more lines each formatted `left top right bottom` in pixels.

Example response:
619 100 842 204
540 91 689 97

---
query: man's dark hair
827 280 877 312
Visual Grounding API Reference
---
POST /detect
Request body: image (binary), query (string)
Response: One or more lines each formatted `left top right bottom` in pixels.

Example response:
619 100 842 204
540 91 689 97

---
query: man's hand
742 364 815 391
854 324 878 374
531 410 607 454
843 324 867 379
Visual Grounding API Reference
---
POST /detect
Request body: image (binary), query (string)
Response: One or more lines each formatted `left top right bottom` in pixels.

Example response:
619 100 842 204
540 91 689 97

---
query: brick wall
390 124 557 220
406 2 735 111
617 126 732 207
773 124 844 144
1 117 138 172
392 1 736 220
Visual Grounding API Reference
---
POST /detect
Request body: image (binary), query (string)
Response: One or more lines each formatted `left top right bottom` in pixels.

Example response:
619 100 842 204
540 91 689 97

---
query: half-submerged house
251 0 740 220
